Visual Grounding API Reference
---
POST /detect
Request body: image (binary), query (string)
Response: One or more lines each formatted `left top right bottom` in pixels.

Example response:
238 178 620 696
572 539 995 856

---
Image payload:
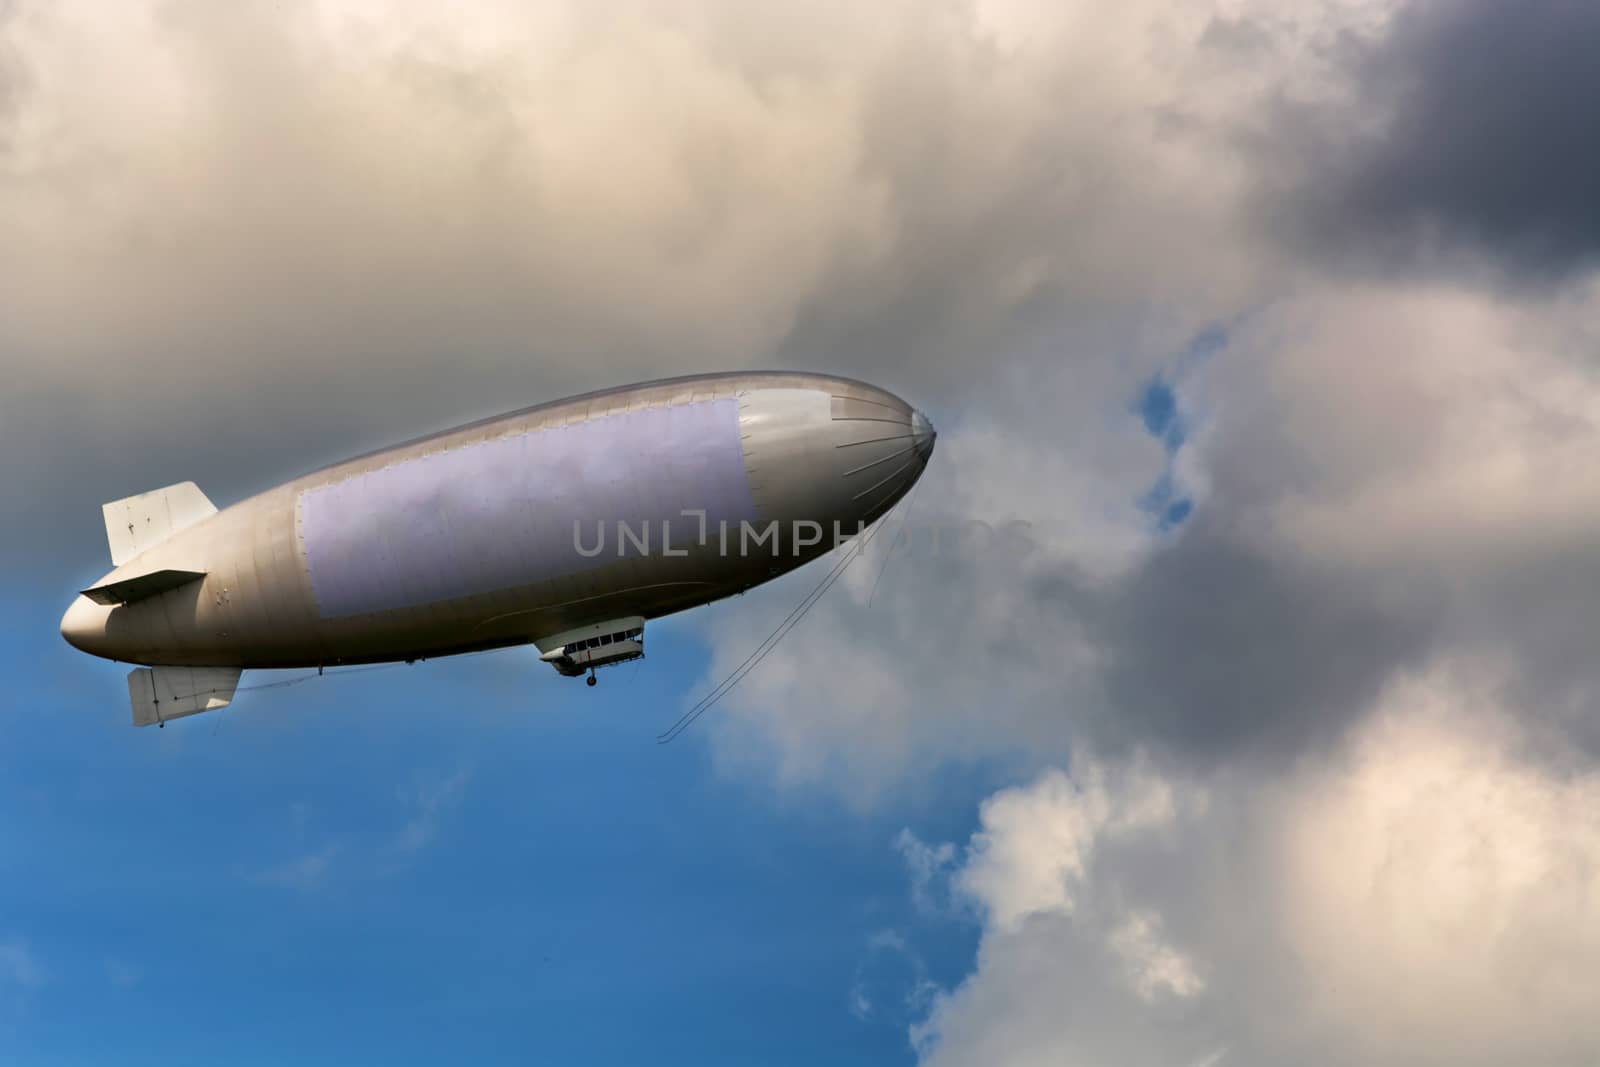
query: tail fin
102 482 216 566
127 666 242 727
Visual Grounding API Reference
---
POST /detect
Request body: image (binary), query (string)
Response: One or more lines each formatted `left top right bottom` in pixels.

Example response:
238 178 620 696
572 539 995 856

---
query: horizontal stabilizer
103 482 216 566
127 666 242 727
82 568 207 606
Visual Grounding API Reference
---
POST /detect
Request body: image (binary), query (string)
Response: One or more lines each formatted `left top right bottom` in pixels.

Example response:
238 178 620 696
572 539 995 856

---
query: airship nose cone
60 595 109 654
911 409 936 460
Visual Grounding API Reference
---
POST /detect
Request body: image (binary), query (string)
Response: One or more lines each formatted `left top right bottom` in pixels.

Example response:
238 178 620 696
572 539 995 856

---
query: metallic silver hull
62 371 935 670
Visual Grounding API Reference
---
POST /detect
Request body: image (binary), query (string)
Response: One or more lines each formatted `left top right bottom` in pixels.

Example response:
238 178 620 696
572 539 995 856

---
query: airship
61 371 936 726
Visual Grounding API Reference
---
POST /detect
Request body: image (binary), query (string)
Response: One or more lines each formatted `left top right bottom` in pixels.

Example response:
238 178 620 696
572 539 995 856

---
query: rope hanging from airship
655 494 914 745
865 477 923 610
160 661 411 713
206 663 415 734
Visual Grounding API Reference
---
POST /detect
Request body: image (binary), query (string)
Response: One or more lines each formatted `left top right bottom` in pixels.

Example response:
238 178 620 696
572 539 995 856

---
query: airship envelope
61 372 936 726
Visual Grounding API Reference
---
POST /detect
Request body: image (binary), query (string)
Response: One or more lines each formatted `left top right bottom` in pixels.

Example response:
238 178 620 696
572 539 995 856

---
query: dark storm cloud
1459 543 1600 766
1294 0 1600 279
1041 515 1445 764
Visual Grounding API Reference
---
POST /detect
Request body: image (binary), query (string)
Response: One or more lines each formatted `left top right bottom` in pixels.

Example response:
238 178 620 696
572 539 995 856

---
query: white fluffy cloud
909 665 1600 1067
1193 281 1600 571
1277 670 1600 1065
954 761 1183 933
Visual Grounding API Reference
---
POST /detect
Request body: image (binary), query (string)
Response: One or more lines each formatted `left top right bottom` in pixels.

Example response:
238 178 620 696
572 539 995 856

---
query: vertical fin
127 666 242 727
102 482 216 566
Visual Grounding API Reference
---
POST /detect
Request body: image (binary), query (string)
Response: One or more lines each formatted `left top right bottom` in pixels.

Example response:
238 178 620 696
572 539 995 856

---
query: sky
6 0 1600 1064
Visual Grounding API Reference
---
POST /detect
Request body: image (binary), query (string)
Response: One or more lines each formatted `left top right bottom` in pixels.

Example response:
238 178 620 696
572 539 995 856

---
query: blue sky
3 564 987 1066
